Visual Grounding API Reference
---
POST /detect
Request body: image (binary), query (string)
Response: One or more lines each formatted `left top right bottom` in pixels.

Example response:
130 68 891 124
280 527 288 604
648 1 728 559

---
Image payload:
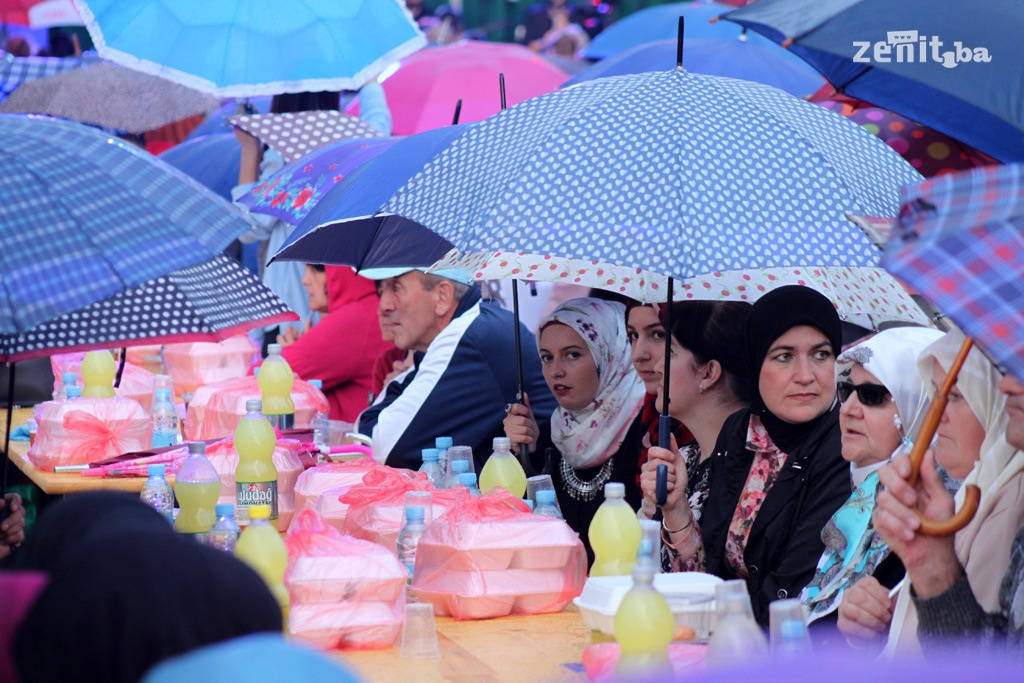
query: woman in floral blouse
652 286 851 624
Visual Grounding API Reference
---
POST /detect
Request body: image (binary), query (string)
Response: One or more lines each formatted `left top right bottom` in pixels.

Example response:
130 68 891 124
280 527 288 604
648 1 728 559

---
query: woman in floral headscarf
504 298 646 565
800 327 943 627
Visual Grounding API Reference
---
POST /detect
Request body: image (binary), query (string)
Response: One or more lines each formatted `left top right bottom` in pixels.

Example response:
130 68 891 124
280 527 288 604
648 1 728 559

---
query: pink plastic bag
287 458 381 533
341 467 458 553
204 437 304 530
29 398 152 471
162 335 259 394
184 376 329 440
284 509 407 650
51 352 158 411
412 488 587 620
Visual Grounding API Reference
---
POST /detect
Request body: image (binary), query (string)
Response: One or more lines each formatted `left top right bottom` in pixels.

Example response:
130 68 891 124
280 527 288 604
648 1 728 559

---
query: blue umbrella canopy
566 38 825 97
74 0 426 97
158 133 241 200
724 0 1024 163
320 69 922 280
0 114 248 335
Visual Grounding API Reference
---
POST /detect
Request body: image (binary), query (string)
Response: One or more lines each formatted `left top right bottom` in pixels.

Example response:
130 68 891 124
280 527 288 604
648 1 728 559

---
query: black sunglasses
836 381 891 407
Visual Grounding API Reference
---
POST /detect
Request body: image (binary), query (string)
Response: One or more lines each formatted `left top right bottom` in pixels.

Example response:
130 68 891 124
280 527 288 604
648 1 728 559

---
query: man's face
377 272 441 352
999 372 1024 450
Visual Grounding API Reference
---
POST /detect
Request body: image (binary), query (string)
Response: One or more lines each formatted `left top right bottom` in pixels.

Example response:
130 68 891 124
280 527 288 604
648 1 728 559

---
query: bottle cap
187 441 206 455
248 505 270 520
458 472 477 486
421 448 439 463
604 482 626 499
245 399 263 413
61 372 78 384
155 388 172 402
147 464 166 476
536 489 556 504
435 436 453 450
631 562 655 583
253 367 260 377
65 386 82 399
525 499 535 510
308 379 323 390
451 459 470 474
267 343 283 356
492 436 512 450
215 503 234 517
405 505 425 522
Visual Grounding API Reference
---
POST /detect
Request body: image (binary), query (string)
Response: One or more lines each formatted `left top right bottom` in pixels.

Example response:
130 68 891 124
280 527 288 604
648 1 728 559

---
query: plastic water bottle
638 518 662 570
308 379 329 453
588 482 642 577
56 371 78 400
65 385 82 401
150 388 178 448
534 489 563 519
434 436 453 471
258 343 295 429
448 458 470 488
207 503 241 552
140 464 174 524
614 562 674 680
478 436 527 497
705 589 769 667
418 448 445 488
769 599 812 657
397 505 427 589
459 472 481 496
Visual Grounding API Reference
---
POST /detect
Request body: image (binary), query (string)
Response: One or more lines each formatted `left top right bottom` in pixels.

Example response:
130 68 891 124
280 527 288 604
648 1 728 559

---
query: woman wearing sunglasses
800 327 942 630
839 330 1024 652
654 286 851 624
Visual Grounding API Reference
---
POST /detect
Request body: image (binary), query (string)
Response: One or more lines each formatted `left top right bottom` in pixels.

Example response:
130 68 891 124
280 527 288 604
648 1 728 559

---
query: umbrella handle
906 336 979 537
656 464 668 507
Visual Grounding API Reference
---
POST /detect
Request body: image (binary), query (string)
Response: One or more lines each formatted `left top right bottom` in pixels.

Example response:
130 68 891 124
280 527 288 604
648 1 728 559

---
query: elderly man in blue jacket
357 267 556 471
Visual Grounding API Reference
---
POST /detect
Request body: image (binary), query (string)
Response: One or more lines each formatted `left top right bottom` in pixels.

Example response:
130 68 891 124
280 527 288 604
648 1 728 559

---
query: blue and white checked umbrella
0 114 248 336
329 69 922 281
881 164 1024 382
73 0 426 97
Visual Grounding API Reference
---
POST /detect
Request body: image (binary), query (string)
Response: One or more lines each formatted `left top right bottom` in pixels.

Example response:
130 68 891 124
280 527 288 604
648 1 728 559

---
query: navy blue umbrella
724 0 1024 163
159 133 241 200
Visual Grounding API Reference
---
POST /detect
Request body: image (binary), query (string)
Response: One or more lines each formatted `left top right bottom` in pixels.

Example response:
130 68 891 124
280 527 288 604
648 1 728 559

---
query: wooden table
339 609 592 683
4 407 171 495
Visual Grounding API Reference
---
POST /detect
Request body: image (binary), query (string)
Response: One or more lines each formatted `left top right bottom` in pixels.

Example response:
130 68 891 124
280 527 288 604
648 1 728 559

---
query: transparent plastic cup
769 599 811 655
445 446 475 486
715 580 754 620
400 603 441 659
526 474 562 514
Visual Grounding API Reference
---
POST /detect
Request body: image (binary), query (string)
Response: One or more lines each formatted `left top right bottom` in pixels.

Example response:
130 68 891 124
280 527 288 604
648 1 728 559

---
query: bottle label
235 481 278 520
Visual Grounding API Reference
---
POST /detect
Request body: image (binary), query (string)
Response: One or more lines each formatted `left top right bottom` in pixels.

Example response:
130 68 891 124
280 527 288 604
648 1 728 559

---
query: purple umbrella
236 136 400 225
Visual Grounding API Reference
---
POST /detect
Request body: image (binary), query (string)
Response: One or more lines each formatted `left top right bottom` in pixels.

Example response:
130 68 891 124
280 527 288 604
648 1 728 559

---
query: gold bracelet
662 515 693 535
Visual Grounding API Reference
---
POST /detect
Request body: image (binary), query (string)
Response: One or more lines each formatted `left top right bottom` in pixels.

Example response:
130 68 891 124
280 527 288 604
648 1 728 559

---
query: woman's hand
873 449 962 599
0 493 26 560
639 436 691 527
837 577 894 649
503 395 540 454
234 128 263 185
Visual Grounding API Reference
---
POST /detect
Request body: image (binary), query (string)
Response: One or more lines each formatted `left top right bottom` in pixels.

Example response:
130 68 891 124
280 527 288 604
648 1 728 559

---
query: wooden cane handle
917 484 980 536
904 337 977 537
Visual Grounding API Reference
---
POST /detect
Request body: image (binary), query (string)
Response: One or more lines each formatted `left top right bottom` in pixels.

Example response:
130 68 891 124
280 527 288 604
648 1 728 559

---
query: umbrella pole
114 347 127 389
1 362 15 517
659 278 674 449
452 99 463 126
676 17 685 69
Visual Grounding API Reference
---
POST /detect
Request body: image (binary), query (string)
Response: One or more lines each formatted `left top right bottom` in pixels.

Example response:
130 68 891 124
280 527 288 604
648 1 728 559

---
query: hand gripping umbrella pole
907 336 980 536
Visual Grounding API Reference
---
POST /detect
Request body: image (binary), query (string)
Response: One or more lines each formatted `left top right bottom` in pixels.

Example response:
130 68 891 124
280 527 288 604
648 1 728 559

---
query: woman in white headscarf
801 327 943 625
503 298 646 566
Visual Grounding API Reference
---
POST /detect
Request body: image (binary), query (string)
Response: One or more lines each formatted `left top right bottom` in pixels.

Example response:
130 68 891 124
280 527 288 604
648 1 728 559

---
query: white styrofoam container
573 572 722 637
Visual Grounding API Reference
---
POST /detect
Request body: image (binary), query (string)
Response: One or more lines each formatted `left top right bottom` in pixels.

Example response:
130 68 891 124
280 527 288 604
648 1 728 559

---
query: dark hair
670 300 752 403
270 91 340 114
306 263 326 272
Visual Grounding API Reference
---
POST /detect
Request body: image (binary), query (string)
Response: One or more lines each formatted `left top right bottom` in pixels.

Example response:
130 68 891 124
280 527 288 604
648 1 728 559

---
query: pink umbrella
348 40 568 135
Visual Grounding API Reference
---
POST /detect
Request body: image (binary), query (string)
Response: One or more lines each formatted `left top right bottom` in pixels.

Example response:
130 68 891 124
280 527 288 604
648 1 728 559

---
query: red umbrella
348 41 568 135
810 87 998 178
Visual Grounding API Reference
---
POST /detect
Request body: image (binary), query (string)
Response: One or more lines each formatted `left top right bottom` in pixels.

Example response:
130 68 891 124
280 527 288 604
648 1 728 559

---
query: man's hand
0 493 26 560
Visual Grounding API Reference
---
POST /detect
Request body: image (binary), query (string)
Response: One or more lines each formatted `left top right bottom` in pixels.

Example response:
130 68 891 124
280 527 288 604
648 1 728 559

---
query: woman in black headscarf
12 493 281 683
652 286 852 624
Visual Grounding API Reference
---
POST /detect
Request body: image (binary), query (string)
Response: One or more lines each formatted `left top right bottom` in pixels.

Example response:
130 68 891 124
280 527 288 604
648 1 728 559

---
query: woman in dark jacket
653 286 852 624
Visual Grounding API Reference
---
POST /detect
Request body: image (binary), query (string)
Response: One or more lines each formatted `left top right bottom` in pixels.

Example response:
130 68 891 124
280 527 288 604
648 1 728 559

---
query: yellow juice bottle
614 563 674 679
174 442 221 535
80 350 116 398
478 436 527 498
234 399 278 528
257 343 295 429
234 505 290 632
588 482 641 577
